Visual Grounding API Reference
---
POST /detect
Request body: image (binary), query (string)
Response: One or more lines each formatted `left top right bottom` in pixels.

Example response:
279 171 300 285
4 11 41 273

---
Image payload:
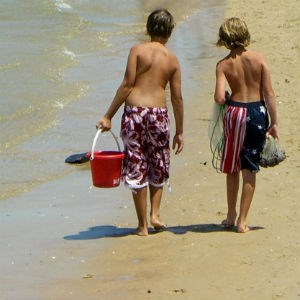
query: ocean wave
0 62 21 71
54 0 73 12
62 48 77 60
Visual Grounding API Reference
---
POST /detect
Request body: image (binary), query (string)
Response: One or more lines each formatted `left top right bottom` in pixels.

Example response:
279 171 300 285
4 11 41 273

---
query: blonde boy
214 18 279 233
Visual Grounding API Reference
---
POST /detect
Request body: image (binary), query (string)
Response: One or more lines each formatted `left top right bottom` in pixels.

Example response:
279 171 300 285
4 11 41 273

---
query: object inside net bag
259 136 286 168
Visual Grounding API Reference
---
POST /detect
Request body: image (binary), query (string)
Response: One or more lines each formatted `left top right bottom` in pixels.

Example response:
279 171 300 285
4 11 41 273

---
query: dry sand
10 0 300 299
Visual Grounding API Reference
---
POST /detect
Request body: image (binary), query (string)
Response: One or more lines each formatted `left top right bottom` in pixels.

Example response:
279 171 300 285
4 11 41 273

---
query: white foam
62 48 76 60
54 0 72 12
53 100 64 109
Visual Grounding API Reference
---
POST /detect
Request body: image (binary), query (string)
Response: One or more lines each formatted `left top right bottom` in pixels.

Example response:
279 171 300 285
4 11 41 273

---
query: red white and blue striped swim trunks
221 100 269 173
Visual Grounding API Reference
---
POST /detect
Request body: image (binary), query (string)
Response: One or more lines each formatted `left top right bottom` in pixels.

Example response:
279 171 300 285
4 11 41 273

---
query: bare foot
134 226 148 236
237 225 250 233
221 213 236 227
237 217 250 233
150 217 167 231
221 219 234 227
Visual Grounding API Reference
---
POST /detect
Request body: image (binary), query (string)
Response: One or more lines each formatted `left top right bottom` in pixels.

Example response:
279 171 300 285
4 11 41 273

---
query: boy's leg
223 171 239 226
237 169 256 233
132 187 148 236
149 185 166 230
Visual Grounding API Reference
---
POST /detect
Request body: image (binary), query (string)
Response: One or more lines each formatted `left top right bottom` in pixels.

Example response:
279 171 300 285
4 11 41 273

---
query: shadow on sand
64 224 264 240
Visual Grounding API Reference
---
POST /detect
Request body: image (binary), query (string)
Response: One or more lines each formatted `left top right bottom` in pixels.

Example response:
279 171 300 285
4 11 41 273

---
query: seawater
0 0 225 200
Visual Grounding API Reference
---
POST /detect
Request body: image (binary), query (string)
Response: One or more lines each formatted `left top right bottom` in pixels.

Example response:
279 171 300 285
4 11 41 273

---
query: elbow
214 95 225 105
263 85 275 99
119 81 134 95
263 91 275 103
123 80 134 90
172 95 183 107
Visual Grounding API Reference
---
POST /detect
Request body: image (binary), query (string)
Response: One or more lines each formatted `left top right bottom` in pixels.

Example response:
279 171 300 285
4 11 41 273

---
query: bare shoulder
167 48 179 65
166 47 176 57
216 55 229 69
245 49 266 62
246 50 271 72
129 44 143 54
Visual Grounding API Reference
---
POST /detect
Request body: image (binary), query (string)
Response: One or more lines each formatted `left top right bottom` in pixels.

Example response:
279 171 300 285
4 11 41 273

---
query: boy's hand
96 116 111 132
172 133 184 154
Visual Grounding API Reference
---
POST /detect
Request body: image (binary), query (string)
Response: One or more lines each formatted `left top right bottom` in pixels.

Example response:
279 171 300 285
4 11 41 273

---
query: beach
1 0 300 299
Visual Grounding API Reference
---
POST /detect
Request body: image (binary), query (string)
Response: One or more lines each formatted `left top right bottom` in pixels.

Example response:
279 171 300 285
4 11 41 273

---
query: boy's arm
214 61 227 104
169 59 184 154
261 57 279 139
97 47 137 131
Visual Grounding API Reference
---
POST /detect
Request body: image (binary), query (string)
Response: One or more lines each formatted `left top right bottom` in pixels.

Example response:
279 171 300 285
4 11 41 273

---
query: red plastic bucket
89 130 125 188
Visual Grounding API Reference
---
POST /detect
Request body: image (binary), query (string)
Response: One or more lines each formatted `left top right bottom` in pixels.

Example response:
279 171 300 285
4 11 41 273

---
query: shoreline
1 0 300 299
68 1 300 299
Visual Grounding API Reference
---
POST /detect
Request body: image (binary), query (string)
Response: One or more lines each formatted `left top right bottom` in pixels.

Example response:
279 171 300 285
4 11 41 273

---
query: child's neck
230 46 246 54
151 36 168 45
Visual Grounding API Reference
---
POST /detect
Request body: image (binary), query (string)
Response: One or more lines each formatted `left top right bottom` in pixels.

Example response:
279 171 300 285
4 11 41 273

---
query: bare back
221 49 264 102
124 42 179 107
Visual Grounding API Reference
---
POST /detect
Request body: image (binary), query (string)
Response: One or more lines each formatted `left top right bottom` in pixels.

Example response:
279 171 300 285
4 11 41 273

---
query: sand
48 0 300 299
2 0 300 299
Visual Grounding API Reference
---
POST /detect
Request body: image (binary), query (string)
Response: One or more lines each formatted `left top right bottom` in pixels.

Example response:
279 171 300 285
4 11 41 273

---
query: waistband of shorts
124 105 168 114
227 100 265 108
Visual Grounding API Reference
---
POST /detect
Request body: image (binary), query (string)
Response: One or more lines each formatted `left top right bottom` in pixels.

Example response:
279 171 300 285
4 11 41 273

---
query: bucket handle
91 130 122 160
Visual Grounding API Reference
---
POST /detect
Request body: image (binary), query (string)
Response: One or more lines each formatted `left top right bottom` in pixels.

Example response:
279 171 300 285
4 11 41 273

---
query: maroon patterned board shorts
120 106 170 189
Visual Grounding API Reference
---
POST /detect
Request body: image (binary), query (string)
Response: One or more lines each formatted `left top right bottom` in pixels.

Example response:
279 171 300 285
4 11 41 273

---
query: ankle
227 210 237 216
237 217 246 226
150 212 160 219
226 211 237 222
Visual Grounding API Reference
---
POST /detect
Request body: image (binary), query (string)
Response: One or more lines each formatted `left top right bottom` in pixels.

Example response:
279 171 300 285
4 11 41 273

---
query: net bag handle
91 130 121 160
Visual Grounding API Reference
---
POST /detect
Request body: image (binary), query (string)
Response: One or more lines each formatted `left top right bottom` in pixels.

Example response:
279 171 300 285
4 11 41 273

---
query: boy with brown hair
214 17 279 233
97 9 184 236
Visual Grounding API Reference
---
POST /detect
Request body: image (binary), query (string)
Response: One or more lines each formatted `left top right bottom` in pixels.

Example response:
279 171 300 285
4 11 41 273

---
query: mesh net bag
208 103 226 171
209 91 231 171
259 136 286 168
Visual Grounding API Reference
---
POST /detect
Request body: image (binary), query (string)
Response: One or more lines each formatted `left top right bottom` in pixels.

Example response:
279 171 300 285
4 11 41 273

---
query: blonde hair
216 17 250 49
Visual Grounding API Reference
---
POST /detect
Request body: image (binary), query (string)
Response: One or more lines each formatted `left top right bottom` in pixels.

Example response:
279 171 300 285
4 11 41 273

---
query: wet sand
1 0 300 299
62 1 300 299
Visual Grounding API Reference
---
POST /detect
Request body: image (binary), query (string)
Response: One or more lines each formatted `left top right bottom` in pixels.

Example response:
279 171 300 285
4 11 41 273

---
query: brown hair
146 9 175 39
216 17 250 49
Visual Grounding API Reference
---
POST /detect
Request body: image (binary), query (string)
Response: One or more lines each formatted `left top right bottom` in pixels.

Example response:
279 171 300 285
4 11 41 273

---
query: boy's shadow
64 225 134 240
64 223 264 240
